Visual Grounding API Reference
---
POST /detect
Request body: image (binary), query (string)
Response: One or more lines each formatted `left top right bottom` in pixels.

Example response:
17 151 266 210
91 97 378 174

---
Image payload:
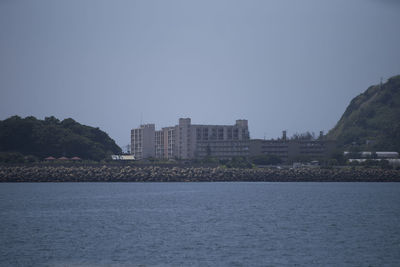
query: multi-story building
249 131 336 162
131 118 250 160
174 118 250 159
162 127 175 159
154 127 176 159
130 124 155 160
154 130 164 159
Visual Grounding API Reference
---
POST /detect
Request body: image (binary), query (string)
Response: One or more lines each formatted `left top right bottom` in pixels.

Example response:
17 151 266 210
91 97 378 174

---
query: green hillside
0 116 121 161
327 75 400 152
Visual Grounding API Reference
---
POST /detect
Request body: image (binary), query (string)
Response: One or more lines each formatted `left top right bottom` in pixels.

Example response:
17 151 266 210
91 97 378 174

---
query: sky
1 0 399 149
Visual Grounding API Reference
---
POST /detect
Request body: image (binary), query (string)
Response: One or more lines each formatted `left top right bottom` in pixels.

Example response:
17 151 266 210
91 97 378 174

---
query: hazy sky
1 0 399 148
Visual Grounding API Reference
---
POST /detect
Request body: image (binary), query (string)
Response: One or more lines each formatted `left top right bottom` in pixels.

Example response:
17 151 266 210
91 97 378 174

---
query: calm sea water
1 182 400 266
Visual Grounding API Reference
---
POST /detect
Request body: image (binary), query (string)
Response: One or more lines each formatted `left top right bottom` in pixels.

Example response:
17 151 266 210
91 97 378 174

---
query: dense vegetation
0 116 121 162
327 75 400 152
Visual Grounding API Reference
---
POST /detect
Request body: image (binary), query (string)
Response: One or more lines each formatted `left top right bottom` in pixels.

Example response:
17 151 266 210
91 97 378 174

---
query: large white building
131 118 250 160
130 124 155 159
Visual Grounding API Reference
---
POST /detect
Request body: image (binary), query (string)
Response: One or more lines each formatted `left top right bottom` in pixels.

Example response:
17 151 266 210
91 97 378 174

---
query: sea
1 182 400 266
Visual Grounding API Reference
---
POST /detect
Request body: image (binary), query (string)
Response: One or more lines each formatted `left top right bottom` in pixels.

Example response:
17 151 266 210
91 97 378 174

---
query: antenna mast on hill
380 77 383 90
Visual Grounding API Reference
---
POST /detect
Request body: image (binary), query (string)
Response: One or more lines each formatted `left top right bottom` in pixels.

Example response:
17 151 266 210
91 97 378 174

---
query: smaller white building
111 155 135 160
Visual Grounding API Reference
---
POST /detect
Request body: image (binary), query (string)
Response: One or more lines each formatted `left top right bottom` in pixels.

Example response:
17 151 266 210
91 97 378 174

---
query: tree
290 132 316 141
250 154 283 165
226 157 252 169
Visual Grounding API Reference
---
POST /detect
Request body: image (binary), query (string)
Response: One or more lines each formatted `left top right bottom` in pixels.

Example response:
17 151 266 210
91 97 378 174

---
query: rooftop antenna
282 130 287 141
140 112 143 126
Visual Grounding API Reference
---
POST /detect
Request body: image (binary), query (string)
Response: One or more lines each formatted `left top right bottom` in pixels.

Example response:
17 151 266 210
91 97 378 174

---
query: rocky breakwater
1 165 400 182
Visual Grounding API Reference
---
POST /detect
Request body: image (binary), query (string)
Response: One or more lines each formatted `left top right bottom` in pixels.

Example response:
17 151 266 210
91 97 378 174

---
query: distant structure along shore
131 118 335 162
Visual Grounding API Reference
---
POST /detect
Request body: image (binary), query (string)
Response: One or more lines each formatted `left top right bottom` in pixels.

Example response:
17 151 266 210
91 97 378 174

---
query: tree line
0 116 121 162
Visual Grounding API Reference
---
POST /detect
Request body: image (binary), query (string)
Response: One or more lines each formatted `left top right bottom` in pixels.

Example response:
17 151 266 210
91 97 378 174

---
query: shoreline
1 165 400 182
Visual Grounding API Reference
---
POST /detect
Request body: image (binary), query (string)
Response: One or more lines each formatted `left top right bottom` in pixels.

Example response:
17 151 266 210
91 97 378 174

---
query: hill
327 75 400 152
0 116 122 161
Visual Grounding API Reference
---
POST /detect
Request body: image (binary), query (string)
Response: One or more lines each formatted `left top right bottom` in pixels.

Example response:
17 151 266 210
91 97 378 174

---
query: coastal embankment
1 165 400 182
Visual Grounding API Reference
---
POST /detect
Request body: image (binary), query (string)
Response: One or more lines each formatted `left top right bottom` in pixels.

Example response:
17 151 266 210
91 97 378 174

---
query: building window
233 128 239 140
203 128 209 140
218 128 224 140
196 128 201 141
211 128 217 140
227 128 232 140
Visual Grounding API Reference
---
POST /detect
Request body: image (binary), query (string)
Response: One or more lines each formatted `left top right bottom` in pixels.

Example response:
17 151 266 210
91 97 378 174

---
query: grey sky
1 0 399 148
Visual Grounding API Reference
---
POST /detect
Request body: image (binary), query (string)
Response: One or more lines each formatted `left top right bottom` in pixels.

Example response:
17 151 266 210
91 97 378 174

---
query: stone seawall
1 165 400 182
